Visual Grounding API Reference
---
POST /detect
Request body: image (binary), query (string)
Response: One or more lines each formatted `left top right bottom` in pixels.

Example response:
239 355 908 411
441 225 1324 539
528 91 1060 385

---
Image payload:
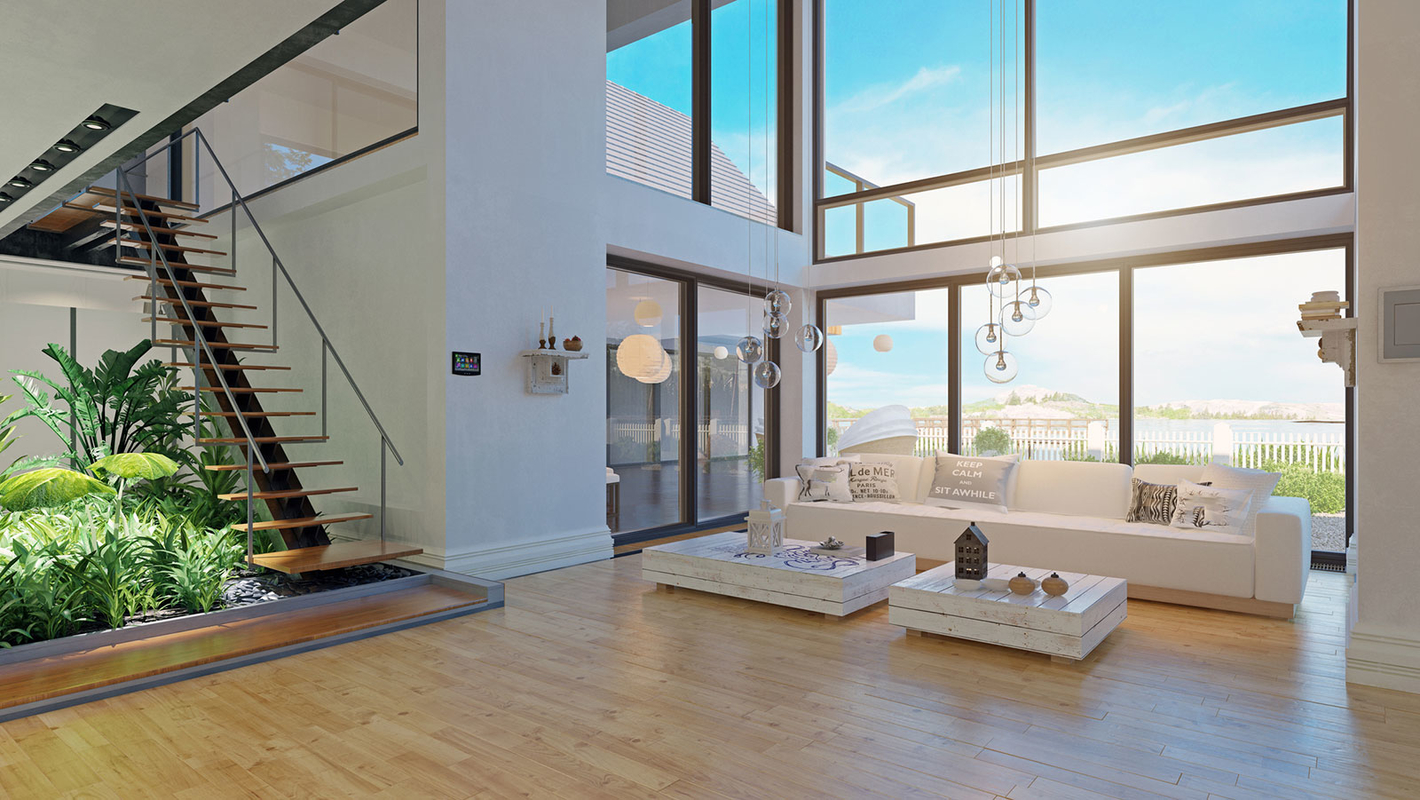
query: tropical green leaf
0 468 114 511
92 452 181 481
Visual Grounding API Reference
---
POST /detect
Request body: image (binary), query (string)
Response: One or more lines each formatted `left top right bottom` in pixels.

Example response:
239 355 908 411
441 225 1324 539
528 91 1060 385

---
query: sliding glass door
607 261 778 541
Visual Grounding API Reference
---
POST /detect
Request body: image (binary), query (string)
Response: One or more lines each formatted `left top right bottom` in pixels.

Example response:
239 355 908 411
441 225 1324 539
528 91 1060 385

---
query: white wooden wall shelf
520 350 588 394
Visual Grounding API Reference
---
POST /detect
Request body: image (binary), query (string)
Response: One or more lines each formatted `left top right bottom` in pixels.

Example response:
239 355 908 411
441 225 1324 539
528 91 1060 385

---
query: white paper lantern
746 501 785 555
824 337 838 376
873 334 894 352
638 348 673 384
633 300 663 328
713 345 729 360
616 334 664 381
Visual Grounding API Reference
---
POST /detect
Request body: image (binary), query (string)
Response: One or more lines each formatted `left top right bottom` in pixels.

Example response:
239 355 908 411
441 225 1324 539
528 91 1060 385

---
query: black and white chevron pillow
1126 478 1178 525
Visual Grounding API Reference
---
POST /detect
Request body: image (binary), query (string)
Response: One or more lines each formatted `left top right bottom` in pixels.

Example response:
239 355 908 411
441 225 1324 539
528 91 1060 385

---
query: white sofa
766 455 1310 618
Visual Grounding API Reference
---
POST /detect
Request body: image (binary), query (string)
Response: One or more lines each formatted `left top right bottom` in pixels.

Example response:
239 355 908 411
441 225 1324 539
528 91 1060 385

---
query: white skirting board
434 528 614 580
1347 624 1420 694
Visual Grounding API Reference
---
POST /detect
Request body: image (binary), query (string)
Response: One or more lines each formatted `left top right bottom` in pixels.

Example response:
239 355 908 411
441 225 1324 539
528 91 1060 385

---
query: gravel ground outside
1312 512 1346 552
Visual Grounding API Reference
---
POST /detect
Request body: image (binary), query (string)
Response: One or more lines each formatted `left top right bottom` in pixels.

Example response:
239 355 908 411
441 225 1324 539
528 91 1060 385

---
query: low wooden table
889 563 1127 663
642 531 916 618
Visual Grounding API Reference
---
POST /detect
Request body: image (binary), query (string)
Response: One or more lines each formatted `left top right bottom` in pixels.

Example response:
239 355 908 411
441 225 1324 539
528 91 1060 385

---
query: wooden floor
3 559 1418 799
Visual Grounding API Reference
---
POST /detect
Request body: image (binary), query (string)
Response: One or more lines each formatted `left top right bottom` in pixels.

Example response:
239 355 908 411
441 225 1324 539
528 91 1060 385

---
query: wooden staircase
68 185 420 574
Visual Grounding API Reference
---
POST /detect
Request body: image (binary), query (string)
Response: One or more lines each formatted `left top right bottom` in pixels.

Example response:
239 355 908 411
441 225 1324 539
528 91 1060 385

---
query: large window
819 241 1352 559
816 0 1349 258
607 262 778 541
607 0 789 226
187 0 418 207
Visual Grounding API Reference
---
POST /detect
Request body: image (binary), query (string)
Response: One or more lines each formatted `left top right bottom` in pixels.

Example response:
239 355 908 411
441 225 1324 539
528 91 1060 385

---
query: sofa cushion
848 461 901 503
1132 464 1204 486
1171 480 1252 534
1126 478 1178 525
926 454 1018 514
795 462 853 503
1199 463 1282 537
1011 460 1133 519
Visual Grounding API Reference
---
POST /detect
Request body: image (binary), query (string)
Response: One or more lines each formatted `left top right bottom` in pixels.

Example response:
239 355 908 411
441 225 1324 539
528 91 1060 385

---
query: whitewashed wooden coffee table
642 531 916 618
889 563 1127 663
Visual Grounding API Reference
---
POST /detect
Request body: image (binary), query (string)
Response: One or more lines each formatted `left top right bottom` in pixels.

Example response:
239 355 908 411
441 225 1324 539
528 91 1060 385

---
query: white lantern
873 334 894 352
638 348 673 384
713 345 729 360
633 299 662 327
746 501 785 555
616 334 664 381
824 337 838 376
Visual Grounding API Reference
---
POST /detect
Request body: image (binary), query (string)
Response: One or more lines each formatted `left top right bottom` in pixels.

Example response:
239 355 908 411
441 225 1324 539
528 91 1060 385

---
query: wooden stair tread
144 317 268 330
181 386 300 394
248 541 423 574
126 275 245 291
232 513 372 534
0 584 483 712
166 362 290 370
102 220 218 239
153 339 277 351
137 296 258 310
85 203 209 225
88 185 201 211
200 435 327 444
118 255 235 275
218 487 357 501
111 237 228 256
205 460 342 472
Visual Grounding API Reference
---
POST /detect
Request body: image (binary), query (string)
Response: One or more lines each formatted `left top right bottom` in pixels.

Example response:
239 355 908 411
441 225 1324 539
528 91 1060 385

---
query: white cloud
834 65 963 115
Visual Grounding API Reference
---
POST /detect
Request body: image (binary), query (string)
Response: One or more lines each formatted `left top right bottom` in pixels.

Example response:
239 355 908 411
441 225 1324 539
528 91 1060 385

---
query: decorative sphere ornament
633 299 662 327
989 255 1003 268
763 310 788 340
1024 285 1053 319
984 350 1019 384
795 323 824 353
1041 572 1070 597
824 337 838 375
987 263 1022 298
873 334 894 352
974 323 1001 355
753 359 782 389
1000 299 1037 336
1009 571 1038 595
713 345 729 360
736 335 764 364
764 288 792 316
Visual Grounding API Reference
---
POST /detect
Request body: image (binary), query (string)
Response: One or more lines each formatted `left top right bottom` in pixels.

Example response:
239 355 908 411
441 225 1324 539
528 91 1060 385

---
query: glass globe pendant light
984 349 1019 384
986 263 1021 298
764 288 791 316
794 323 824 353
1000 297 1037 336
762 310 788 339
736 335 764 364
974 322 1001 355
753 359 781 389
1024 284 1052 319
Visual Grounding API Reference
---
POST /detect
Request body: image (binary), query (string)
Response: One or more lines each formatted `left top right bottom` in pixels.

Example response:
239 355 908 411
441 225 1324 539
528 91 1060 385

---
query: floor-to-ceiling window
607 0 790 227
607 261 778 541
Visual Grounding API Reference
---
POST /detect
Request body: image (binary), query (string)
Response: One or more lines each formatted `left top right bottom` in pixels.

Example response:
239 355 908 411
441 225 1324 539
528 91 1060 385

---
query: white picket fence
829 417 1346 473
608 419 752 463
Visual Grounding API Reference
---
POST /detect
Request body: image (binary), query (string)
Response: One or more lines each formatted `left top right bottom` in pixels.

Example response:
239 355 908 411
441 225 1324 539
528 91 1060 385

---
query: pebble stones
1009 571 1039 595
1041 572 1070 597
221 577 280 607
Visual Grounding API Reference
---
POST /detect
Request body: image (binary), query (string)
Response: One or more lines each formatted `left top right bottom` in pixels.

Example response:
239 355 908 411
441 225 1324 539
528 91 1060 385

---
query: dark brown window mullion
692 0 711 206
777 0 794 231
680 277 698 526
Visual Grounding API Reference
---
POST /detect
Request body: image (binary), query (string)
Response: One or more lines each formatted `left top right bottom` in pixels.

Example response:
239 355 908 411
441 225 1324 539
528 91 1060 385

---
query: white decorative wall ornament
1297 290 1357 387
746 501 785 555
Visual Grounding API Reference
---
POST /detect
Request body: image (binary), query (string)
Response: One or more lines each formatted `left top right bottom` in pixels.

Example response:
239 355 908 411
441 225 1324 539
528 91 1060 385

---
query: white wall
1346 0 1420 693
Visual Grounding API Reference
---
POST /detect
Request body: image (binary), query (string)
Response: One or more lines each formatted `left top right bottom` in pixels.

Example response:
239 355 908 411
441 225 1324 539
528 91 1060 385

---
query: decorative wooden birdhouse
955 524 989 580
746 501 785 555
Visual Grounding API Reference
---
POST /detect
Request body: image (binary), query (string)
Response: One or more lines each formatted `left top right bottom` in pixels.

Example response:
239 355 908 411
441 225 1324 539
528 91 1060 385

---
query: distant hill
829 386 1344 422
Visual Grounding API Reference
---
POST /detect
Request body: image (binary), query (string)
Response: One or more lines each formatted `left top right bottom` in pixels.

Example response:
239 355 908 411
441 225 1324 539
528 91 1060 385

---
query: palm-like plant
0 393 24 480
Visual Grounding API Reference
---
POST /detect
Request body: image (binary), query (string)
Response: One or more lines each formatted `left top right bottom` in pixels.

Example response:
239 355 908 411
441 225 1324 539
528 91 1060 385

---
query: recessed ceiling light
0 193 12 203
81 116 111 131
7 176 33 189
30 159 56 172
52 139 82 154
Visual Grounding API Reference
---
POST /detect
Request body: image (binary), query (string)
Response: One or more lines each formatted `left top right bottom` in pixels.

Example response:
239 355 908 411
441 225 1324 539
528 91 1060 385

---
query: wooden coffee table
889 563 1127 663
642 531 916 618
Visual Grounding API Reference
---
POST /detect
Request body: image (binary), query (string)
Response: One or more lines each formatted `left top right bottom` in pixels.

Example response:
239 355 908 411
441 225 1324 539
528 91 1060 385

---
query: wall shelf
519 349 588 394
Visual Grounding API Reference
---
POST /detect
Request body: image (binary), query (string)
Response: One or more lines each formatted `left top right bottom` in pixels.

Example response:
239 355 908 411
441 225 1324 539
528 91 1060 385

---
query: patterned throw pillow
1170 480 1252 534
848 462 900 503
925 453 1018 514
1126 478 1177 525
795 460 854 503
1198 463 1282 537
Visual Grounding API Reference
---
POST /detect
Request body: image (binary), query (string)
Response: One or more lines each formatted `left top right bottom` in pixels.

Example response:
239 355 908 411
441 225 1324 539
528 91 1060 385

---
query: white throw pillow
1171 480 1252 534
795 459 855 503
848 462 900 503
925 453 1018 514
1199 462 1282 537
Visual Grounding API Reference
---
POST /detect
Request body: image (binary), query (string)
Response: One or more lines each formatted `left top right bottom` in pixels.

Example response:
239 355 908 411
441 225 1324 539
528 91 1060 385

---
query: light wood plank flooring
2 558 1417 798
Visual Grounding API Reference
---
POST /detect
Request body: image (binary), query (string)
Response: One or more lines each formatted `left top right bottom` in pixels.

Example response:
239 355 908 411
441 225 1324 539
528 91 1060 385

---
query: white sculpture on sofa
837 404 919 456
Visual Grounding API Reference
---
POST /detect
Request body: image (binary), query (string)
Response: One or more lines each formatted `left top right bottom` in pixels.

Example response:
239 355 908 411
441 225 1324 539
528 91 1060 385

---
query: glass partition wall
607 262 778 542
818 241 1353 562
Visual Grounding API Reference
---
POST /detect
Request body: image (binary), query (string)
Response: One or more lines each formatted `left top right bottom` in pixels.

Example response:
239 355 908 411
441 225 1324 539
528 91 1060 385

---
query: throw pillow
1171 480 1252 534
795 461 854 503
1198 462 1281 537
1126 478 1178 525
848 462 900 503
925 454 1018 514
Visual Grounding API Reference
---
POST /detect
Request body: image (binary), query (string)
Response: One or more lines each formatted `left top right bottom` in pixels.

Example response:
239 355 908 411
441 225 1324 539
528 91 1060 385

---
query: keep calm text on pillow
926 454 1017 514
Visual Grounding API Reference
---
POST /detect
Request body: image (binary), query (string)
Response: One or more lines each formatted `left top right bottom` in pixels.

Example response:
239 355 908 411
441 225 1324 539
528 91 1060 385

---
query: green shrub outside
973 427 1013 456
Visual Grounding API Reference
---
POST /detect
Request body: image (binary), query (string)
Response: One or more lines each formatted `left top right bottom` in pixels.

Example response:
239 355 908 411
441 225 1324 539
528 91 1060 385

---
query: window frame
814 234 1356 565
812 0 1354 261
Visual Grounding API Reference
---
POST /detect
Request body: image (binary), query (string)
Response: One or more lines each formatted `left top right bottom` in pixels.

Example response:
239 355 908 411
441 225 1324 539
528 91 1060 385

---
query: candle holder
547 317 557 350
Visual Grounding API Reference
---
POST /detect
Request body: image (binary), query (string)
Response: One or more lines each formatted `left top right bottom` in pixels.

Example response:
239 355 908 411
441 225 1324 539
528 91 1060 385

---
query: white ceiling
0 0 343 231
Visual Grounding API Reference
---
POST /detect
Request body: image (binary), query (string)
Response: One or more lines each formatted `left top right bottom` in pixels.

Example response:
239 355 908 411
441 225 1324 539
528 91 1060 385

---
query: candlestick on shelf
547 316 556 350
